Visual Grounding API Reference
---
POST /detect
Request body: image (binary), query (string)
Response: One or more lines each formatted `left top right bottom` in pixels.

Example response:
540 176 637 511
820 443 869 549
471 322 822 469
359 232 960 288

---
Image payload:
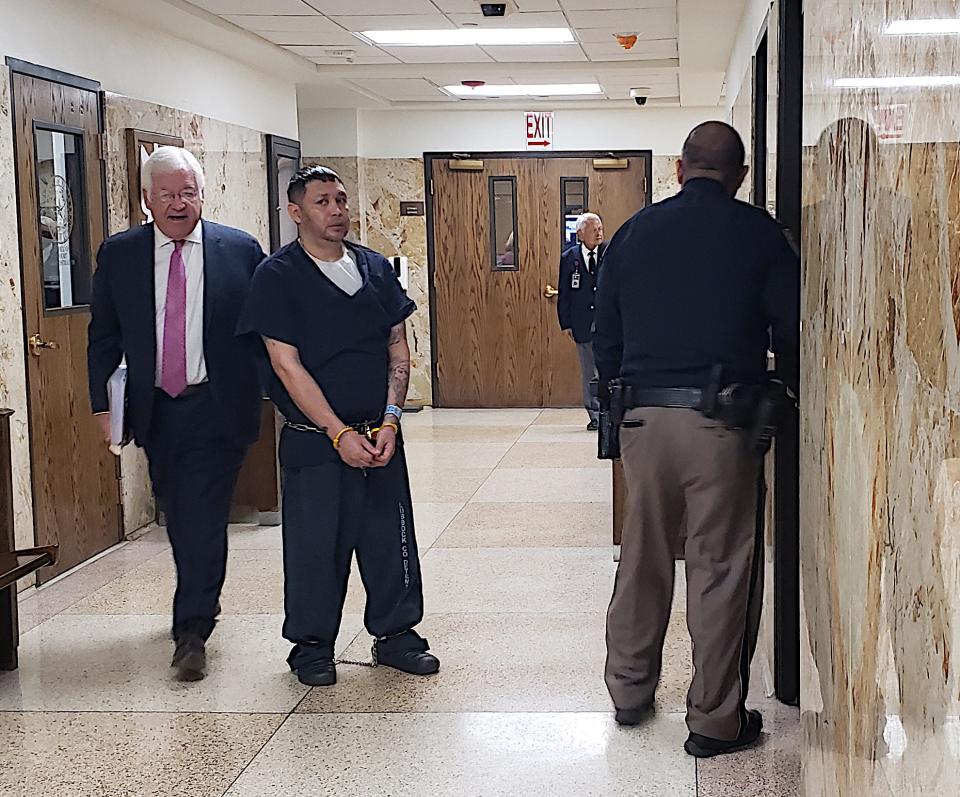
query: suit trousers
605 407 765 741
576 341 600 422
281 446 425 662
145 386 246 641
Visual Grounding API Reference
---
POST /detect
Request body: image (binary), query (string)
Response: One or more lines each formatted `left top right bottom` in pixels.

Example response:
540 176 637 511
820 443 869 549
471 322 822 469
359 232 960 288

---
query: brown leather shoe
172 635 206 682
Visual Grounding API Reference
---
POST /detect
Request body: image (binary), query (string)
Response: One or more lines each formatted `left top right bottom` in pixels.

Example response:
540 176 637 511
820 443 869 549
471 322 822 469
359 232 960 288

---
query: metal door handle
28 334 60 357
543 284 559 299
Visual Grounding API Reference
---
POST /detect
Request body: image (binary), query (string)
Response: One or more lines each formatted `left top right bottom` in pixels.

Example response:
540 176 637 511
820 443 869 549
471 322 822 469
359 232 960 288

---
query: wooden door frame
424 149 653 407
6 58 121 561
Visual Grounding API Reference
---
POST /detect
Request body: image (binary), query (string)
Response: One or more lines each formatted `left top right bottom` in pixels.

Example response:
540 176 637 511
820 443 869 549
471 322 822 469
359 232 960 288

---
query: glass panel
34 128 91 310
561 177 589 248
489 176 518 272
276 155 299 248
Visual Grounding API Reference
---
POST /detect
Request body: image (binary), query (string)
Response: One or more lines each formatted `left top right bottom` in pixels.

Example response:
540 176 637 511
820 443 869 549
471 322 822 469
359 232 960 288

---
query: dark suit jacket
87 220 266 447
557 241 607 343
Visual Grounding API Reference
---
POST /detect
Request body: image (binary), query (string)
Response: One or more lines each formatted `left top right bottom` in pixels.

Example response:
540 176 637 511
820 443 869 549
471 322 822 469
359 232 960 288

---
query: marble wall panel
652 156 680 203
0 65 36 559
360 158 431 406
104 94 270 533
802 3 960 795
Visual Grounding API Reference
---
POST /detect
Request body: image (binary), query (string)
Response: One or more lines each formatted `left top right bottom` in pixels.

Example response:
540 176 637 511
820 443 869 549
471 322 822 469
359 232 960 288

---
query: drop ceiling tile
256 30 360 45
305 53 400 64
574 14 676 41
567 9 676 29
332 14 455 32
223 13 336 31
561 0 675 9
383 46 494 63
349 78 447 98
516 0 563 9
581 39 678 60
481 43 588 62
187 0 317 12
447 10 569 27
432 0 561 9
303 0 438 13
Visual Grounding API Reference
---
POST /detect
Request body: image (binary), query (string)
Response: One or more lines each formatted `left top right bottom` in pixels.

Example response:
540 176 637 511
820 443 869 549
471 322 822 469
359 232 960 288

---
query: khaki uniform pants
605 407 765 741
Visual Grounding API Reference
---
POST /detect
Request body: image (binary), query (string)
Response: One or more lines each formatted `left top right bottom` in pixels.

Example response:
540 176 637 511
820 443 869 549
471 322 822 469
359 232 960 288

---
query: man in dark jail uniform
237 165 439 686
593 122 799 757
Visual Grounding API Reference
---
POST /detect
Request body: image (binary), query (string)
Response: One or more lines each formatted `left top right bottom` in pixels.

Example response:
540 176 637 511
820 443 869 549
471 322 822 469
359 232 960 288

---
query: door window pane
35 128 91 310
561 177 589 248
489 176 518 272
276 155 299 248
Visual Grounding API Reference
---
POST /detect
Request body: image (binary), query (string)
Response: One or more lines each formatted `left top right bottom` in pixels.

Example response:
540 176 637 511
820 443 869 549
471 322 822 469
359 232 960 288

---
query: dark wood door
11 70 120 579
433 158 544 407
433 153 649 408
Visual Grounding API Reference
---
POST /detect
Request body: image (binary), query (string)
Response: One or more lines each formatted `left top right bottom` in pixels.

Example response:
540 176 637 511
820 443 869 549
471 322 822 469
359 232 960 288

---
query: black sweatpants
145 386 246 642
281 447 425 662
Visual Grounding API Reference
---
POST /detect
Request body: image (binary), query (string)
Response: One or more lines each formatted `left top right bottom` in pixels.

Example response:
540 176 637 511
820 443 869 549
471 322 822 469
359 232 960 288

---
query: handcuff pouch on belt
597 379 625 461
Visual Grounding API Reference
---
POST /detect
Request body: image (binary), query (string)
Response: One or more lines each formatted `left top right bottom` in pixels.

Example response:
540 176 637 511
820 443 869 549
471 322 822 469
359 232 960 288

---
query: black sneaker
684 710 764 758
587 419 599 431
171 635 206 682
294 659 337 687
287 643 337 687
375 636 440 676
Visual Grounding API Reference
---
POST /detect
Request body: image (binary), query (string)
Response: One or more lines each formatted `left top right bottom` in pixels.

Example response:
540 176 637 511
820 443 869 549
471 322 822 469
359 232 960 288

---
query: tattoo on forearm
387 361 410 406
389 325 405 345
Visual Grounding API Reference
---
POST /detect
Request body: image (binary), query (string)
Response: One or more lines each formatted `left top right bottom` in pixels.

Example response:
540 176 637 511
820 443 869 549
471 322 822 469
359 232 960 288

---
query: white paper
107 361 127 456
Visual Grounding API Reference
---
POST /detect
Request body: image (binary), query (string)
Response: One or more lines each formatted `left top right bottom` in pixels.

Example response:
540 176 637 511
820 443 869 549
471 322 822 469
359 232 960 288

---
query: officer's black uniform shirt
593 177 799 394
237 240 416 467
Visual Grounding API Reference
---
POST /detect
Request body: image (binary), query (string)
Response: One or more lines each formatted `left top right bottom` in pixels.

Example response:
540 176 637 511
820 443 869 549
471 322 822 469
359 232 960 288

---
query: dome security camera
629 88 650 106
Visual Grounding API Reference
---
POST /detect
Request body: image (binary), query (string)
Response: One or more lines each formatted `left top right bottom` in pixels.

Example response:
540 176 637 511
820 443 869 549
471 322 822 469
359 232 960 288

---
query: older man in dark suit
87 146 265 681
557 212 606 429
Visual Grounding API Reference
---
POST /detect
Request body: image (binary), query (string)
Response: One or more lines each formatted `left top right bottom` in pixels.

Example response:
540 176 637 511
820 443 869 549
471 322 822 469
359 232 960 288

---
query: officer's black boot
287 643 337 687
374 632 440 676
684 709 763 758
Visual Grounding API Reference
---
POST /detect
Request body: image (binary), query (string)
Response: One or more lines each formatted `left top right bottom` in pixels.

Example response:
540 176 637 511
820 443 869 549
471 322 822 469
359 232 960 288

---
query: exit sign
525 111 554 150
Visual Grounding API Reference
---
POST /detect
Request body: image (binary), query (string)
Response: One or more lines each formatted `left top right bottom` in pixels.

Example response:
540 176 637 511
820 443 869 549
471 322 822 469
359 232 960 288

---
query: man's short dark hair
681 121 746 181
288 165 344 204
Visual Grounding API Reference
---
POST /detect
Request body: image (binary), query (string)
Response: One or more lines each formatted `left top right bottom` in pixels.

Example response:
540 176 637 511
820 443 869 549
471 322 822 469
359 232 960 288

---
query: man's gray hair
142 146 205 195
576 212 601 232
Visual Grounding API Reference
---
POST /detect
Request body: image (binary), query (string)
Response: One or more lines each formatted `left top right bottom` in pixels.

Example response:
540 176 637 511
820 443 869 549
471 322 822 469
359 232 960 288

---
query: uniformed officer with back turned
594 121 799 758
236 165 439 687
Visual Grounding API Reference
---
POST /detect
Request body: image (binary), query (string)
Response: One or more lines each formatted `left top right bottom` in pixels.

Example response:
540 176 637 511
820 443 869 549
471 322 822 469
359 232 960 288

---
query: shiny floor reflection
2 408 799 796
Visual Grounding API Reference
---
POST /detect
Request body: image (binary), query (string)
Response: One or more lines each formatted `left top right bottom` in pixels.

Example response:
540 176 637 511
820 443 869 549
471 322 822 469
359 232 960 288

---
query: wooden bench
0 409 58 670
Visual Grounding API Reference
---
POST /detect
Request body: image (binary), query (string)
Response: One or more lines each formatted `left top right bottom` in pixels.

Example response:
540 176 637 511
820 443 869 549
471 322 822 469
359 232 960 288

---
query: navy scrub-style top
237 240 416 466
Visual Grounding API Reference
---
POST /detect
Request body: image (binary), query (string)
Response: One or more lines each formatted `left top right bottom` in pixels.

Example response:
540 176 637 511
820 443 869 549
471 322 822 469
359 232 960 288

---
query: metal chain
284 421 325 434
334 640 379 669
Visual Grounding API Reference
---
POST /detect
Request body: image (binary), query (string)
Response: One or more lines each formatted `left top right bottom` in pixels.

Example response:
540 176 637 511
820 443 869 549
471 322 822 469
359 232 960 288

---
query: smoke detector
614 32 638 50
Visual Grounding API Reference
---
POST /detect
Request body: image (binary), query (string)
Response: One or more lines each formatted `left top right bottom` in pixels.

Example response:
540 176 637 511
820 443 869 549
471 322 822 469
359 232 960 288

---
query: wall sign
400 201 425 217
870 104 907 141
525 111 554 150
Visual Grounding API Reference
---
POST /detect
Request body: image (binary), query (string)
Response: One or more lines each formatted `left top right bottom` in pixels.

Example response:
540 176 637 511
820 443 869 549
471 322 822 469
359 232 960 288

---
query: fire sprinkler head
614 33 638 50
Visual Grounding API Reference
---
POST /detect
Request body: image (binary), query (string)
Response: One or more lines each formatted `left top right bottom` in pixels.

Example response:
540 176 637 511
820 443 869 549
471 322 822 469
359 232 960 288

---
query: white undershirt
154 222 207 386
581 243 598 271
303 243 363 296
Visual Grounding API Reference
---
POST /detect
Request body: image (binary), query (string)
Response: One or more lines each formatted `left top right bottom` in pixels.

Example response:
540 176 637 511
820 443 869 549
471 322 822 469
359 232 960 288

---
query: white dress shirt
155 222 207 386
303 243 363 296
581 243 599 273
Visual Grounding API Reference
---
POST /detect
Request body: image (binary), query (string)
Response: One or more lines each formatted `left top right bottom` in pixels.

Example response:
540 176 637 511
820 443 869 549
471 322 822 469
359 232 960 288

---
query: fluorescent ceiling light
444 83 602 98
835 75 960 88
360 28 573 46
885 19 960 35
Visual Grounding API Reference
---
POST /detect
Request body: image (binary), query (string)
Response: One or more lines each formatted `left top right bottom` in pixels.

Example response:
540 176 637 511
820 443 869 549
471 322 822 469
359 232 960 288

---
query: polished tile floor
2 408 799 796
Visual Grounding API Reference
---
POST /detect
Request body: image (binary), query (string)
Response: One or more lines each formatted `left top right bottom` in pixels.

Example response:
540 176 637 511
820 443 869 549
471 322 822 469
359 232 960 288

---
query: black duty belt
627 388 703 410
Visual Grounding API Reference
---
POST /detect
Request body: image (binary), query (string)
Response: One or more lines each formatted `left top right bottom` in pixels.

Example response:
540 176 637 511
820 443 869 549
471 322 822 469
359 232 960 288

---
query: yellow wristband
332 426 355 450
380 421 399 434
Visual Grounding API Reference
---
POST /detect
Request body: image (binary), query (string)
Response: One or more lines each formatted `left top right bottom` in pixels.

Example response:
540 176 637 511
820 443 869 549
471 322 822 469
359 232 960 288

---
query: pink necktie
160 240 188 398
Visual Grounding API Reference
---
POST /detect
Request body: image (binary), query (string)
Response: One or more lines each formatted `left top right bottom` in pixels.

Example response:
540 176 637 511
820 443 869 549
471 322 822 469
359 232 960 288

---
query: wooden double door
430 153 650 408
10 63 121 579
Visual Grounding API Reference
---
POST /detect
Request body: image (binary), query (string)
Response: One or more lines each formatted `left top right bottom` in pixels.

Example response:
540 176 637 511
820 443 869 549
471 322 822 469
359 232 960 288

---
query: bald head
677 121 749 195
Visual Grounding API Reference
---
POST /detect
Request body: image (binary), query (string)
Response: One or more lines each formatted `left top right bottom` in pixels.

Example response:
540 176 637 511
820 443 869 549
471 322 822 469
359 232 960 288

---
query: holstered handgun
598 379 624 461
